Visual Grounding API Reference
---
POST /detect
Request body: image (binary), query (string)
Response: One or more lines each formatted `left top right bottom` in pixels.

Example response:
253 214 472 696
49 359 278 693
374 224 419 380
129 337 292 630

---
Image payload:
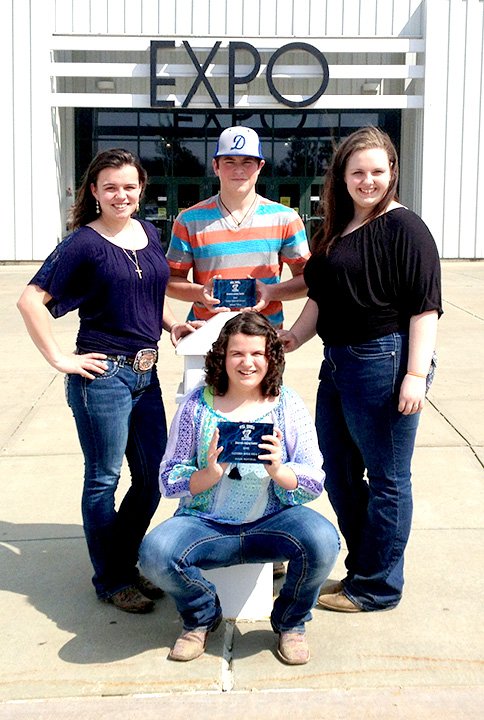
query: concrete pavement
0 261 483 718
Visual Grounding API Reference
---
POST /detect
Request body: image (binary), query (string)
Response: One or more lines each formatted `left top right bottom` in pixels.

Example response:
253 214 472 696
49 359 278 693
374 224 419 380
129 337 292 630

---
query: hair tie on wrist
406 370 427 379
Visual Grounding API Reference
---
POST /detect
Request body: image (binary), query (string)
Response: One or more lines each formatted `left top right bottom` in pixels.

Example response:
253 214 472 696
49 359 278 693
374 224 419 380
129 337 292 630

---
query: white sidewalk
0 261 483 719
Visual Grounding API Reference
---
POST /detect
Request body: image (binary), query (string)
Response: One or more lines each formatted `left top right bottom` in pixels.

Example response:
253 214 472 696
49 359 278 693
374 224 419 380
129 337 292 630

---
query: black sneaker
105 586 154 613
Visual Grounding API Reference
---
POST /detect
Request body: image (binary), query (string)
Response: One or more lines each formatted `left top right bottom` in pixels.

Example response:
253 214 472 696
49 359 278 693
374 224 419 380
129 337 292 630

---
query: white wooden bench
175 313 274 620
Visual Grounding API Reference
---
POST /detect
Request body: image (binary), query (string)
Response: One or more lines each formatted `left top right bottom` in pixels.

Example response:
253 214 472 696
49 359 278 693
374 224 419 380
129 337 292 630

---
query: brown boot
317 591 361 613
318 579 344 597
169 629 209 662
277 631 310 665
104 586 154 614
169 616 223 662
136 574 164 599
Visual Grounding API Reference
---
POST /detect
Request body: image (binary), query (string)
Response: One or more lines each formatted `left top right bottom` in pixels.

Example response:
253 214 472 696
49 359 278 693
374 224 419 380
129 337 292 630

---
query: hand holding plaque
218 421 274 464
212 278 256 309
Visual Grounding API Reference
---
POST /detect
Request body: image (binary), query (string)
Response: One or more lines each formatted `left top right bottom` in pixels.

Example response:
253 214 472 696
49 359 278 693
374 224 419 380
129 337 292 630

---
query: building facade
4 0 484 260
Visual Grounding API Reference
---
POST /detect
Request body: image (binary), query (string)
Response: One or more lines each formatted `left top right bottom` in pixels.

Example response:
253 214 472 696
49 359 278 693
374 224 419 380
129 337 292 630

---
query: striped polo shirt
166 194 310 325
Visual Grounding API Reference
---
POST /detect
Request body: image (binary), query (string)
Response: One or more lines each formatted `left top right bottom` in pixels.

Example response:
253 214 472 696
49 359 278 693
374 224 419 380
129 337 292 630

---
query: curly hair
312 126 399 255
204 312 285 398
67 148 148 230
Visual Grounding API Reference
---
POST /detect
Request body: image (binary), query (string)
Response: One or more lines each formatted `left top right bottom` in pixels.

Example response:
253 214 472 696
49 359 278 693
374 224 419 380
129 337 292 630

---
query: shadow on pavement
0 520 179 665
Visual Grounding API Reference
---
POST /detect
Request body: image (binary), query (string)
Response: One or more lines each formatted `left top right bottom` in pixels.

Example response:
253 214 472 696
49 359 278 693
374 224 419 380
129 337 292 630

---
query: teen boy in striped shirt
166 126 310 328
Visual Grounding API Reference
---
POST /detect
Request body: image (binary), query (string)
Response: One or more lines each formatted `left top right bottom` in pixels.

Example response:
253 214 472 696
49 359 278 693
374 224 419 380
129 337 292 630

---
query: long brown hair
67 148 148 230
312 127 399 255
204 312 285 397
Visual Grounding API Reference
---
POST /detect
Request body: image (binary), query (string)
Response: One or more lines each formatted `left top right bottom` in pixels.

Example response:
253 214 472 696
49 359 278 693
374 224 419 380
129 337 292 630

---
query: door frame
141 175 324 248
142 177 219 248
265 176 324 240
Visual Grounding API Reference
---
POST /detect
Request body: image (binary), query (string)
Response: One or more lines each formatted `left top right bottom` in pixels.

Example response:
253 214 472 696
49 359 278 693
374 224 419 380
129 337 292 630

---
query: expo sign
150 40 329 109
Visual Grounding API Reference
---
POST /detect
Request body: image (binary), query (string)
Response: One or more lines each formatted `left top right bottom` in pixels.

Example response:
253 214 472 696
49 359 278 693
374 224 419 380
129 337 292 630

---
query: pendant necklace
97 219 142 279
219 194 257 228
121 247 142 279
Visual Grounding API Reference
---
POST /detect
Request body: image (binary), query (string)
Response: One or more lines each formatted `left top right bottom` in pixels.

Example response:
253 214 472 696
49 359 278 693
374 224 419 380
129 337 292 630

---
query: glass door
175 181 203 215
142 176 323 249
274 182 303 216
142 179 211 249
269 178 324 245
267 178 316 237
307 182 324 247
142 180 171 249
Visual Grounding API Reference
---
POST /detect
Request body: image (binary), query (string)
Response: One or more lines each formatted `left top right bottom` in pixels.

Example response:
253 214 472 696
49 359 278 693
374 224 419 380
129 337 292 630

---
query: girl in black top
281 127 442 612
17 149 197 613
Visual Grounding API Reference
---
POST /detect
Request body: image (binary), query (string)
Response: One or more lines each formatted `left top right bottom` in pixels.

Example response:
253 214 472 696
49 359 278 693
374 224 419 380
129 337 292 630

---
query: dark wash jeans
315 332 420 610
66 360 167 598
140 505 340 632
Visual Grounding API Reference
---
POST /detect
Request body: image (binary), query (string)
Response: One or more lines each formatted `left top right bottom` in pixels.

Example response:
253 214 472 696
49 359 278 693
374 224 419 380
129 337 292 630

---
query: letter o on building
266 42 329 108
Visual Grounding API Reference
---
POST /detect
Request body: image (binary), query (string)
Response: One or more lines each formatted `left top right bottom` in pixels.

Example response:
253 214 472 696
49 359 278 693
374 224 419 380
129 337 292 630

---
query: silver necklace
219 194 257 228
96 220 142 279
121 248 142 279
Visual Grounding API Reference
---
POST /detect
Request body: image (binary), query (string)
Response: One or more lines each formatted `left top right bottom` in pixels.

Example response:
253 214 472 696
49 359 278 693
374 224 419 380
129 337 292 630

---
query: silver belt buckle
132 348 158 373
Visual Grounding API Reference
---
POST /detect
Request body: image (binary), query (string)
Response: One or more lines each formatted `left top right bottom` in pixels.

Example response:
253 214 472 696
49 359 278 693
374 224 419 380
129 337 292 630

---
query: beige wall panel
54 0 423 37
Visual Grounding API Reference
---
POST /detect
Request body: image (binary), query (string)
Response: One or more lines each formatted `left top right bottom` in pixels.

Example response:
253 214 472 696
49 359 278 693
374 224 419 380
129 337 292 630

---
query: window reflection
90 109 398 181
341 112 379 128
306 139 333 176
273 114 305 129
140 139 171 176
96 139 139 155
82 108 400 234
82 109 400 252
303 113 339 128
176 114 207 128
97 112 138 127
274 139 306 176
139 112 173 127
172 141 205 177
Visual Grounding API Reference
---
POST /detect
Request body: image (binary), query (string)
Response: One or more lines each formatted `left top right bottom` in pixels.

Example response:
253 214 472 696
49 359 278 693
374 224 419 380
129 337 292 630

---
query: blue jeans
315 333 420 610
66 360 167 598
139 505 340 632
